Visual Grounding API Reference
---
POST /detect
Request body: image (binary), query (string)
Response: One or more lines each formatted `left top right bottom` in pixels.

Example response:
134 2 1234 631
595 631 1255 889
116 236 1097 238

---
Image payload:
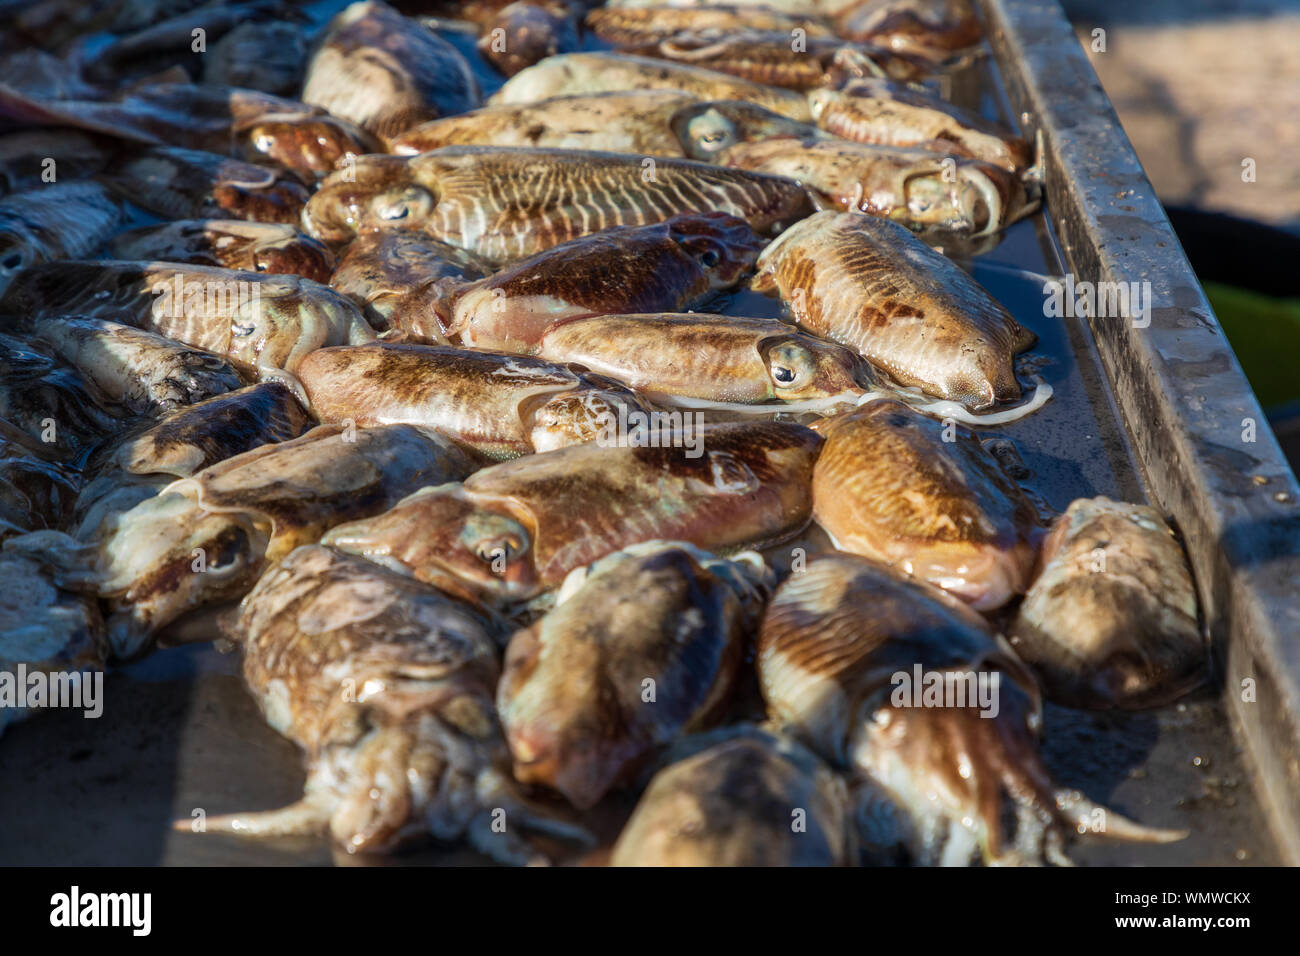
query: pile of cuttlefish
0 0 1205 866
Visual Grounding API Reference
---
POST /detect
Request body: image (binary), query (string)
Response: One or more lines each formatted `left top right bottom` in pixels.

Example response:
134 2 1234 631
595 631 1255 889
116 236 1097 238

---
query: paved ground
1061 0 1300 233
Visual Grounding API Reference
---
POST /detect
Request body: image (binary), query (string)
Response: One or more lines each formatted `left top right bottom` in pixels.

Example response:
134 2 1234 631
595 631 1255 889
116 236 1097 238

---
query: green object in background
1202 281 1300 410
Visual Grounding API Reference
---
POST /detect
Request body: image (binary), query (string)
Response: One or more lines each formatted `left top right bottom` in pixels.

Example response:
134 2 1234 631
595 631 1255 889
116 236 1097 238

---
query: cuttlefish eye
463 512 530 570
766 341 817 392
477 533 525 567
686 110 737 154
375 186 434 222
904 173 941 214
677 235 728 270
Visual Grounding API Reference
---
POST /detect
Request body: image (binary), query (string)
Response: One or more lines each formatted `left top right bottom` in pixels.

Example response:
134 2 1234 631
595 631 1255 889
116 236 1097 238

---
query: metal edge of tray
974 0 1300 862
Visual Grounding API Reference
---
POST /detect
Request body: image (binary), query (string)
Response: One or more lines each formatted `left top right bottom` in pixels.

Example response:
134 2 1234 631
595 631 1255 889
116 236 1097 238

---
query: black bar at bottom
0 865 1281 942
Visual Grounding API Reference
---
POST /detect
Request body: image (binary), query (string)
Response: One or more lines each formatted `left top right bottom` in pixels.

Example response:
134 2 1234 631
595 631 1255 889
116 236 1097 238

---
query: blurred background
1060 0 1300 464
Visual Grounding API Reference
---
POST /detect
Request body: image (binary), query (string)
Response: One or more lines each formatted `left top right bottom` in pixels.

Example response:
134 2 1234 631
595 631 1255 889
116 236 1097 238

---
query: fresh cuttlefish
610 723 856 865
489 52 813 121
637 31 934 89
478 2 579 77
441 213 764 352
108 220 336 284
720 139 1034 238
71 382 312 543
303 1 481 141
80 3 298 85
0 333 121 461
97 145 310 224
603 0 979 55
28 318 243 419
330 231 493 331
0 129 115 197
835 0 981 62
670 99 828 160
587 5 836 47
498 541 772 808
757 553 1186 865
323 421 823 605
83 382 311 488
605 0 861 17
0 82 378 180
536 312 874 409
808 79 1033 174
1 0 211 50
203 20 308 96
0 441 77 539
6 423 481 658
389 91 701 156
187 544 591 860
0 552 105 734
1 262 378 376
586 5 930 89
302 147 814 259
0 181 122 296
390 93 821 160
1010 497 1205 710
811 401 1041 610
235 111 383 181
296 342 653 459
752 211 1039 412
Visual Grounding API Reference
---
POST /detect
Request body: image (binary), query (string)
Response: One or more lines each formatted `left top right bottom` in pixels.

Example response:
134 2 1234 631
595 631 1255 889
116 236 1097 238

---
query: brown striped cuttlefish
184 544 591 861
498 541 773 808
758 553 1187 865
302 147 814 259
753 210 1047 416
322 421 823 606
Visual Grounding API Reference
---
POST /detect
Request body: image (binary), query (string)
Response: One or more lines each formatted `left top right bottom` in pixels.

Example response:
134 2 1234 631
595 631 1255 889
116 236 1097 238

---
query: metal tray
1 0 1296 866
976 0 1300 863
